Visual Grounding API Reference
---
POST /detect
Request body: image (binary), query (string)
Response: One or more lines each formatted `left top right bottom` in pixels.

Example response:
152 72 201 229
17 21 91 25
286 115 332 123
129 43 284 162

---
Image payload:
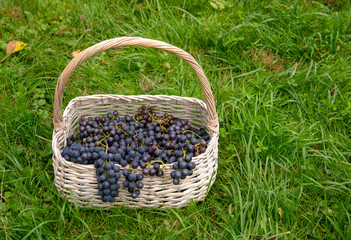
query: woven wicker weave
52 37 219 208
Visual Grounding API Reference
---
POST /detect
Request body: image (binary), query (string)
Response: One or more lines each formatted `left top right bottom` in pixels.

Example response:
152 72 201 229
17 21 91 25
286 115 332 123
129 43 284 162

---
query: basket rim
63 93 209 103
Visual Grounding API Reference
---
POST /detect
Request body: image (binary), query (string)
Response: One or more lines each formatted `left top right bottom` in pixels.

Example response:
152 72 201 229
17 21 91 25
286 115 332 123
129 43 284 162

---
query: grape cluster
122 169 144 199
95 160 121 202
61 105 210 202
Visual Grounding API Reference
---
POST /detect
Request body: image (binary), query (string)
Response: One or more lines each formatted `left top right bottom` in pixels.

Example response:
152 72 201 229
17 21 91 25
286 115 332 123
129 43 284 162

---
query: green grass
1 0 351 239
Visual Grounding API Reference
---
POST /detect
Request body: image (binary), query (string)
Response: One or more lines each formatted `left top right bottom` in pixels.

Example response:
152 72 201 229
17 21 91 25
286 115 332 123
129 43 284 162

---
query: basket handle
53 37 219 134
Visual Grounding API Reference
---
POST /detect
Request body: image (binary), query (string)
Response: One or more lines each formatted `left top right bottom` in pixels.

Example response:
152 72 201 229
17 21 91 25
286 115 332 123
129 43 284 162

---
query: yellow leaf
71 49 81 57
12 41 27 53
1 40 27 63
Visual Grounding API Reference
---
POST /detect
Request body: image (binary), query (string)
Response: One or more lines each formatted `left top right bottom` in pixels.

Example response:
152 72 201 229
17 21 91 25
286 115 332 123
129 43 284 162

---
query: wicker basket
52 37 219 208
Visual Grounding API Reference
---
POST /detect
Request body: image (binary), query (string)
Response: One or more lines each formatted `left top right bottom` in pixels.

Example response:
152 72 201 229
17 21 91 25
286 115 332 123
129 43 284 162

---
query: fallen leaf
1 40 27 63
71 49 81 57
7 40 27 55
6 41 17 55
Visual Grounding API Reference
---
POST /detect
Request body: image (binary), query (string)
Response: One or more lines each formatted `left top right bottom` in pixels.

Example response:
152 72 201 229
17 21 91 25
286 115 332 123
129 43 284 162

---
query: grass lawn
1 0 351 239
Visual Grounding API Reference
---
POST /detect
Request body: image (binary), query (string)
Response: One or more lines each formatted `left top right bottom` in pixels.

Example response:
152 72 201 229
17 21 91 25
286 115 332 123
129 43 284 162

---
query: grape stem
182 148 187 158
182 130 202 139
115 126 128 136
133 115 140 123
150 160 164 165
100 134 110 142
101 144 109 155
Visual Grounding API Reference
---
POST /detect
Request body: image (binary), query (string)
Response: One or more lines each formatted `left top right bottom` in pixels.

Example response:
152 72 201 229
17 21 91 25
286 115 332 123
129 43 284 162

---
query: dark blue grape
174 171 182 179
168 156 177 164
103 189 111 195
149 168 156 176
107 112 113 119
131 161 139 169
179 161 188 169
131 192 138 199
188 162 196 169
113 165 120 172
81 153 88 160
144 138 152 146
142 168 149 175
139 161 146 169
110 184 119 191
111 191 119 197
92 152 99 160
108 177 117 184
108 170 116 178
123 169 131 176
108 146 116 153
102 181 110 189
115 172 121 179
128 173 137 182
182 169 190 176
153 163 160 171
136 174 144 181
123 180 129 188
120 160 127 167
184 155 192 162
136 182 144 189
104 161 113 170
97 174 107 182
96 167 105 176
113 154 122 162
173 162 179 170
156 170 164 177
